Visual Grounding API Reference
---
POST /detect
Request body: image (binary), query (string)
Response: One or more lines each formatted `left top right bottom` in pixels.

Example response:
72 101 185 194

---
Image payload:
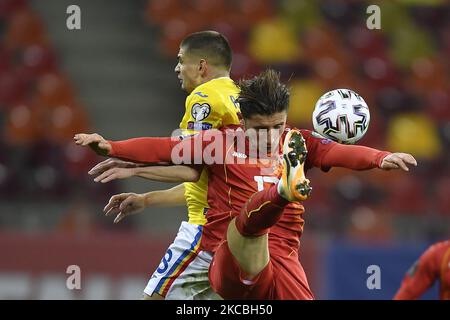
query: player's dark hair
181 31 232 70
238 69 290 119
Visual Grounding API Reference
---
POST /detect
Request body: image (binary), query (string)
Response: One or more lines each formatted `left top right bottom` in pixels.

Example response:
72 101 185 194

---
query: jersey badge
191 103 211 121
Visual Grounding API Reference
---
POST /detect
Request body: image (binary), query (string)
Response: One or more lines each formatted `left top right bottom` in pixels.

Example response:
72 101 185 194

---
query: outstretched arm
74 131 217 165
319 143 417 171
91 162 201 183
103 184 187 223
74 133 177 163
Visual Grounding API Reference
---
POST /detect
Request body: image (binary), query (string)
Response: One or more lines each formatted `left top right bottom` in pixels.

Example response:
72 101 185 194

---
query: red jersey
200 127 343 255
394 240 450 300
109 125 389 256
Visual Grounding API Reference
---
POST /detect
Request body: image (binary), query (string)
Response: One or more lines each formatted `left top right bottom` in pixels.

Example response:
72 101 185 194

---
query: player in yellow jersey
87 31 240 299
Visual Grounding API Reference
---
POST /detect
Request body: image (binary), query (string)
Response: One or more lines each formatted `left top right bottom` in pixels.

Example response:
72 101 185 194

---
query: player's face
244 111 287 154
174 47 203 93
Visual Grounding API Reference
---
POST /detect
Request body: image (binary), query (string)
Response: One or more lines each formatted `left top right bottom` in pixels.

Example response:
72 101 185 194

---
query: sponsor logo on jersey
194 92 208 98
191 103 211 121
232 151 247 159
187 121 213 131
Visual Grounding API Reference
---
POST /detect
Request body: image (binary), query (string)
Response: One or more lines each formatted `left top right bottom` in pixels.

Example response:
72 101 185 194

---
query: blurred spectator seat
37 103 89 145
384 175 428 215
0 0 27 19
34 72 76 107
145 0 182 26
278 0 322 33
249 18 300 64
288 79 323 127
4 8 48 49
386 112 442 160
4 102 40 145
434 176 450 215
0 69 26 107
17 44 58 80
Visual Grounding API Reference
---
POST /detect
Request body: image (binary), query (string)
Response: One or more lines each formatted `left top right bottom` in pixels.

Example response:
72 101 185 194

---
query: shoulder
189 80 223 101
427 240 450 259
417 242 449 272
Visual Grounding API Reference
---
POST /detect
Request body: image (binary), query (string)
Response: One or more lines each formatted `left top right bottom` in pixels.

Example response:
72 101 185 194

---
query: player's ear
199 59 207 75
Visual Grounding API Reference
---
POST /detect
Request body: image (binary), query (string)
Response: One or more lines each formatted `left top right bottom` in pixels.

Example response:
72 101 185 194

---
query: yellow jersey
179 77 240 225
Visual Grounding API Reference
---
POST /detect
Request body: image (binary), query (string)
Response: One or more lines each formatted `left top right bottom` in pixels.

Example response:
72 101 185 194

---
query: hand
380 153 417 172
93 167 136 183
103 193 145 223
74 133 111 156
89 158 141 176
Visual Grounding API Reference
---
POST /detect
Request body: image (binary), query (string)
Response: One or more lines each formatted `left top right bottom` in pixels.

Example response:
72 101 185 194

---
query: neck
202 69 230 83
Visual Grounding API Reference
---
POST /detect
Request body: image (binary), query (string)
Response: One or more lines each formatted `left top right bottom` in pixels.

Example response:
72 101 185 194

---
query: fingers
97 172 119 183
398 153 418 167
105 205 121 217
391 154 410 171
74 133 88 145
103 194 129 215
103 193 139 224
119 197 135 213
89 158 115 175
103 196 117 214
93 168 118 183
113 213 125 224
113 198 137 223
74 133 102 146
383 153 418 172
383 161 400 170
93 167 133 183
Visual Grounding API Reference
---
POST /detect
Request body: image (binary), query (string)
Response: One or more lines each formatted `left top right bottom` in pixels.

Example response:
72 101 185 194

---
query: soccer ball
312 89 370 144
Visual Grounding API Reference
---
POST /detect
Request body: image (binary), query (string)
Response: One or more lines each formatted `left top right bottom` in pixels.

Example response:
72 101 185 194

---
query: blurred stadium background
0 0 449 299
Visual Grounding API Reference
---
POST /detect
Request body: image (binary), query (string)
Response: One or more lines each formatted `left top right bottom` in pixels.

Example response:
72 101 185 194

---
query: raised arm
74 130 221 165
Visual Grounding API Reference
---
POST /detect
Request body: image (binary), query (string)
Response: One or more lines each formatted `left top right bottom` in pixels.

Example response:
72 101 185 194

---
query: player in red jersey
394 240 450 300
75 69 417 299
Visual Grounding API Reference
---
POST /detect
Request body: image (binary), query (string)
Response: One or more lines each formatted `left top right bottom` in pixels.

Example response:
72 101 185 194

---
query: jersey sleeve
109 136 180 164
301 129 390 172
108 130 226 165
394 245 440 300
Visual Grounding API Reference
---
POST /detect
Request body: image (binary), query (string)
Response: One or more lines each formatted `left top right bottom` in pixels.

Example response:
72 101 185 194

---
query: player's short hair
181 31 232 70
238 69 290 119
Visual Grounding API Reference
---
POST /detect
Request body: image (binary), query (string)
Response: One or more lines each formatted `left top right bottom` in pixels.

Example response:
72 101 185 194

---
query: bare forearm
143 184 186 207
133 165 200 183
